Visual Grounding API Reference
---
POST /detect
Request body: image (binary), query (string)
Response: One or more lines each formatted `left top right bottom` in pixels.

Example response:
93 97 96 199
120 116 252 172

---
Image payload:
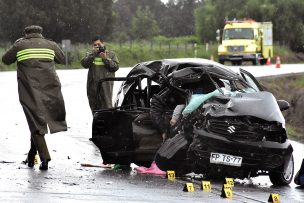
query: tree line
0 0 303 52
0 0 114 43
195 0 304 52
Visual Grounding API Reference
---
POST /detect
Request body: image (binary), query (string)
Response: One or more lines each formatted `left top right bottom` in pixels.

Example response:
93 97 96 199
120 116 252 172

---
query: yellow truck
217 19 273 65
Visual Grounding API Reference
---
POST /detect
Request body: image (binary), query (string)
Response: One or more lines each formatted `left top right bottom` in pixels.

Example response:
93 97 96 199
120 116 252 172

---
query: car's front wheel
269 155 294 186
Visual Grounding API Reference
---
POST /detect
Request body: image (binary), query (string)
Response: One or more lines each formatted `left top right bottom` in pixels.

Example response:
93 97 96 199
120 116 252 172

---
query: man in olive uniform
2 25 67 170
81 36 119 114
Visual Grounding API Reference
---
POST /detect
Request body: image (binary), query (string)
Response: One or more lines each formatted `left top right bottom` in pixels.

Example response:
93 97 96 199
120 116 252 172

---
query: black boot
23 152 36 168
22 157 35 168
25 136 38 168
39 160 49 170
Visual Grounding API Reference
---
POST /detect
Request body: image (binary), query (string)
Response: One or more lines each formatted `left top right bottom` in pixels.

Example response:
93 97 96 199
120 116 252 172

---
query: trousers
28 133 51 161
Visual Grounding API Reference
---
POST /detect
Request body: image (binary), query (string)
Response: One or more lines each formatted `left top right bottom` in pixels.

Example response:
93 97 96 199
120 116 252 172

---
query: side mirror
277 100 290 111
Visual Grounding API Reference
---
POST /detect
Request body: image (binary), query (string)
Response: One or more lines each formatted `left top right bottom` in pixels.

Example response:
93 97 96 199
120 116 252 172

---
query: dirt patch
259 74 304 142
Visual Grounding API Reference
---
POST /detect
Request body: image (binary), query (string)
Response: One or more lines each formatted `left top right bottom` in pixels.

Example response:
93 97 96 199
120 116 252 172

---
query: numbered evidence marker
225 177 234 187
183 183 195 192
166 170 176 181
221 184 233 198
201 181 211 191
268 193 280 203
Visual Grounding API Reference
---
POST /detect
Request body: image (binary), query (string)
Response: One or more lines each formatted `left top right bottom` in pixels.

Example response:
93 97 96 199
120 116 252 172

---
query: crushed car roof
126 58 241 80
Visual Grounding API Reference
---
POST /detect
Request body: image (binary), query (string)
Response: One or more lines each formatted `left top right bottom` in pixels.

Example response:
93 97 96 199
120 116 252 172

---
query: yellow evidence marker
225 177 234 187
221 184 233 198
268 193 280 203
183 183 195 192
166 170 176 181
34 154 40 165
201 181 211 191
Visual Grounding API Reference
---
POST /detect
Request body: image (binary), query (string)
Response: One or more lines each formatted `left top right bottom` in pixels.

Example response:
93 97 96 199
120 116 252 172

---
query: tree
131 6 160 40
194 1 216 43
0 0 114 43
272 0 304 51
159 0 198 37
113 0 165 40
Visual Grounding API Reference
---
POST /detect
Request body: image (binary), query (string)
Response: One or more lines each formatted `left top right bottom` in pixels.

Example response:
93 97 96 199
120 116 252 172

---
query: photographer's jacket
81 50 119 112
2 33 67 135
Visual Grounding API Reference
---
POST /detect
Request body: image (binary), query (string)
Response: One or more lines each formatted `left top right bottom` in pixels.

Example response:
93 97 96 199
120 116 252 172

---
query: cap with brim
24 25 43 34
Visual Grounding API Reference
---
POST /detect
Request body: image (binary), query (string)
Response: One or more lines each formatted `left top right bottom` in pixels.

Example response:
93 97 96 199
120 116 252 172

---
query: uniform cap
24 25 43 34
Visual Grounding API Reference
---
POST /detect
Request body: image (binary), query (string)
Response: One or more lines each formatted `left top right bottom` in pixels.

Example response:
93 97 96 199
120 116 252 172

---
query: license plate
210 152 242 167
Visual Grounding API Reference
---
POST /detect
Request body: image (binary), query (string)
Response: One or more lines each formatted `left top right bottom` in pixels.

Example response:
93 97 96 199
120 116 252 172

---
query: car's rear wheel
269 155 294 186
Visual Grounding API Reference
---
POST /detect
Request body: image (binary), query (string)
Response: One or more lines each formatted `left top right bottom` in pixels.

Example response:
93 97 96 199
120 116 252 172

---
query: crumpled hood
204 91 285 126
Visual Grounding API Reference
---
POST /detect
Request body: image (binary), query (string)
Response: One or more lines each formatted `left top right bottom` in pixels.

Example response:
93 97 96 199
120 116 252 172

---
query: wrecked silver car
91 58 294 186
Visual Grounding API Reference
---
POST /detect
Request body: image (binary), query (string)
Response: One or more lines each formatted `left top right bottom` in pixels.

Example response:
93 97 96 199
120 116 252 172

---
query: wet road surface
0 66 304 202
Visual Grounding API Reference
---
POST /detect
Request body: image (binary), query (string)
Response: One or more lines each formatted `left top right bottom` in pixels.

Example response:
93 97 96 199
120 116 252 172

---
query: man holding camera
81 36 119 114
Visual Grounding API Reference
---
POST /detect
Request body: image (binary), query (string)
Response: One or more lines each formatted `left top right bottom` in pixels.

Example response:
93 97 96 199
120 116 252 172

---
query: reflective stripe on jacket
16 48 55 62
93 57 105 65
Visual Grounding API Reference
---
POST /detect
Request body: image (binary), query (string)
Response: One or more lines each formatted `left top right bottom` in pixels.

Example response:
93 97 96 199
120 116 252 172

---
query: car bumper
189 128 293 173
219 53 259 61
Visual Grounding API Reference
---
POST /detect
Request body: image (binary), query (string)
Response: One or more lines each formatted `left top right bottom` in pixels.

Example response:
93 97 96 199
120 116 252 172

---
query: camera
97 46 106 53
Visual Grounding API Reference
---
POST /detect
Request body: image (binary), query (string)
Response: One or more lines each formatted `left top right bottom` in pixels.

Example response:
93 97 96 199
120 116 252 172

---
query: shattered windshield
223 28 254 40
219 78 258 93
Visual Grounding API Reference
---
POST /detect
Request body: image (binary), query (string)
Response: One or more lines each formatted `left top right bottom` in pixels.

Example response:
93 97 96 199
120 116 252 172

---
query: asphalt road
0 63 304 202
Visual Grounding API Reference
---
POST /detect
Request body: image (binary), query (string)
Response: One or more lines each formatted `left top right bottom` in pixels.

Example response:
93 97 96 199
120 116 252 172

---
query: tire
260 59 267 65
269 155 294 186
252 58 258 65
219 59 225 65
154 135 190 176
232 60 243 66
154 151 188 176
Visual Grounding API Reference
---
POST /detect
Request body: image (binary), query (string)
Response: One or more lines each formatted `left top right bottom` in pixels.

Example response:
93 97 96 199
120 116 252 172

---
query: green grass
286 125 297 138
293 75 304 88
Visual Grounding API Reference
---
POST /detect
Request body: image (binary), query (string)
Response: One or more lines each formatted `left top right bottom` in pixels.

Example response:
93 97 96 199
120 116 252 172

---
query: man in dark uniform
2 25 67 170
81 36 119 114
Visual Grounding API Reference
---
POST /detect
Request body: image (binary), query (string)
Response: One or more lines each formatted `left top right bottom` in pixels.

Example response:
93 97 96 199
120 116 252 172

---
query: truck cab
218 19 273 65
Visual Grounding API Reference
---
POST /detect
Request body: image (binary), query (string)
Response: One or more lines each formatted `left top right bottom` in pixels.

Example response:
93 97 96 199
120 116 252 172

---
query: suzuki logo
227 125 235 134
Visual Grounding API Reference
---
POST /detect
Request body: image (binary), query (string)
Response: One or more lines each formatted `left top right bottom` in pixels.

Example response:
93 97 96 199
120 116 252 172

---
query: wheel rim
283 156 294 181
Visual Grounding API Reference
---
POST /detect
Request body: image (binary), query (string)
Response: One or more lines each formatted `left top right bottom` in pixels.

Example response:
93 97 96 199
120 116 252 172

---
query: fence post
168 42 171 56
